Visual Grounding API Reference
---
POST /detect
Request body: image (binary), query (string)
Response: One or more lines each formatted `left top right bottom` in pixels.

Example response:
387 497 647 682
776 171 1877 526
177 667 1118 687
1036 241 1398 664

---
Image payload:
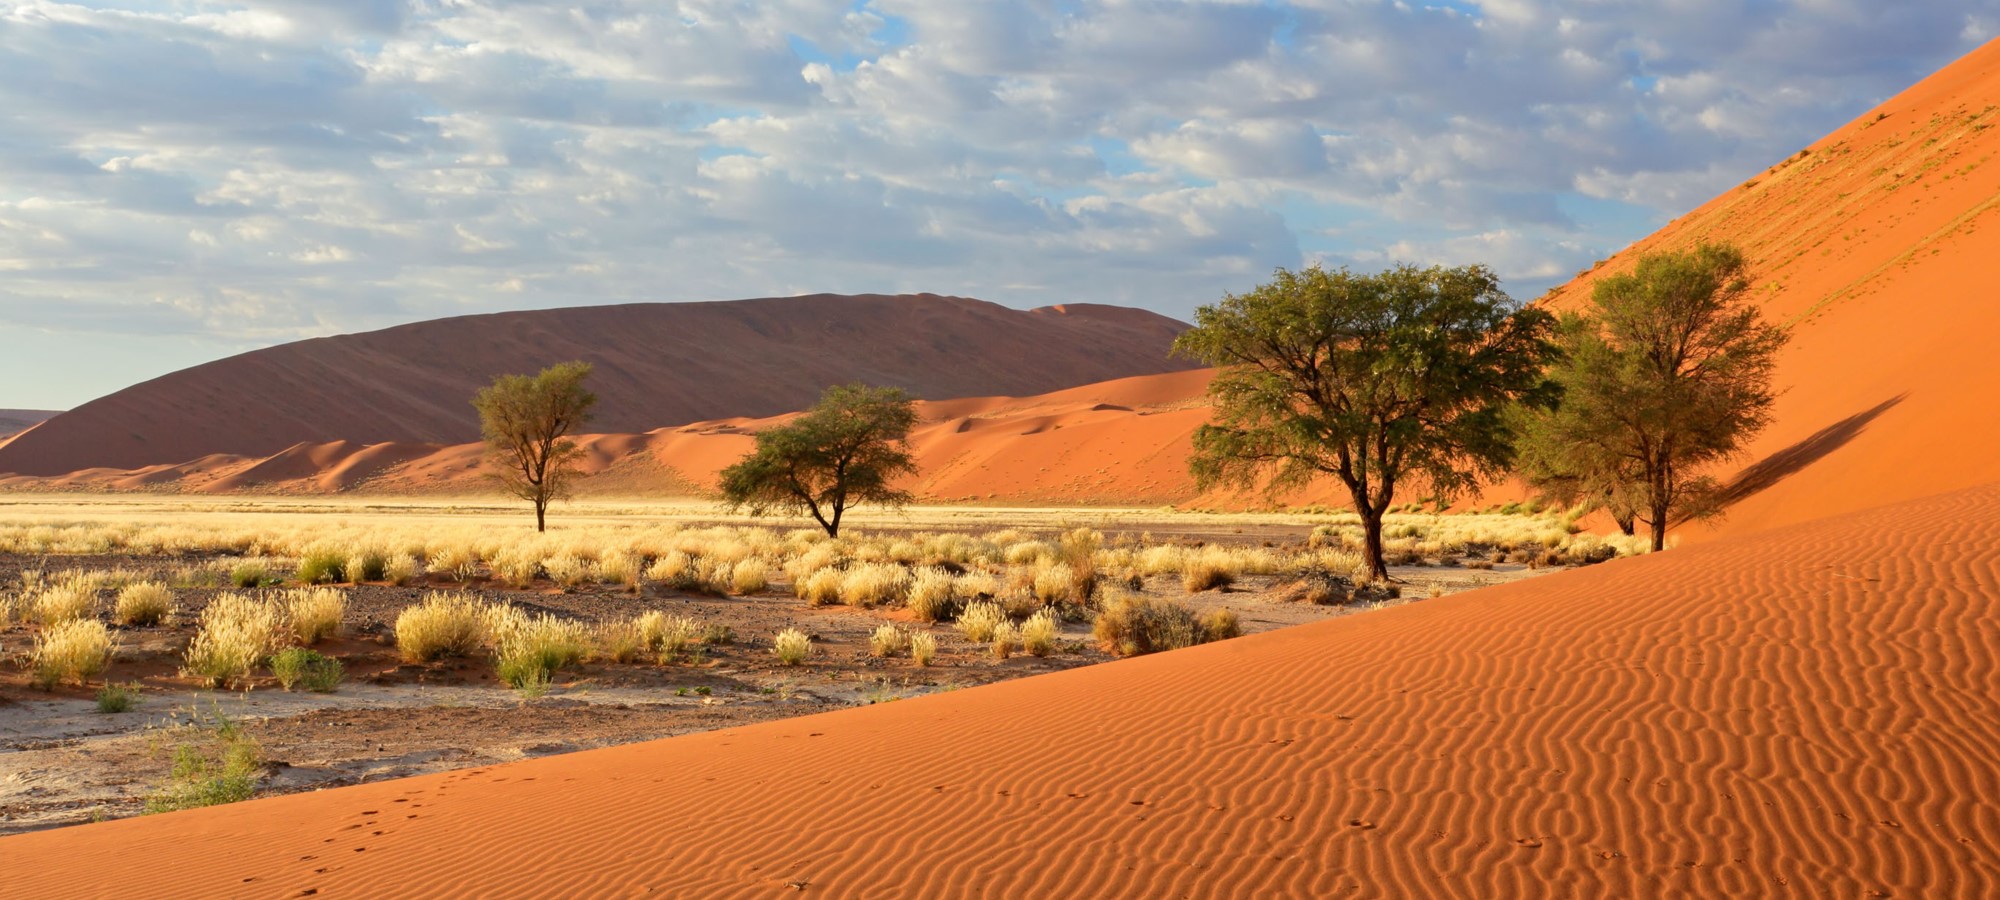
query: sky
0 1 1993 409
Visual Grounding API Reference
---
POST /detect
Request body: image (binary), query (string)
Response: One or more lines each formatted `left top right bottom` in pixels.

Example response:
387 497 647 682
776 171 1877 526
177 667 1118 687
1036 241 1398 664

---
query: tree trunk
535 498 547 533
1360 507 1389 582
1613 509 1636 536
827 503 843 539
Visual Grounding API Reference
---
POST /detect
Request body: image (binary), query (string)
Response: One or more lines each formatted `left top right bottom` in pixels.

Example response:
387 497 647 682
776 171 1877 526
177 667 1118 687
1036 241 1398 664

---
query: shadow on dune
1720 394 1906 507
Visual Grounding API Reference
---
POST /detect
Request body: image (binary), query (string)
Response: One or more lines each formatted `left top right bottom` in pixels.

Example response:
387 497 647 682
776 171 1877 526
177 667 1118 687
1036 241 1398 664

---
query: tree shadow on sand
1719 394 1906 507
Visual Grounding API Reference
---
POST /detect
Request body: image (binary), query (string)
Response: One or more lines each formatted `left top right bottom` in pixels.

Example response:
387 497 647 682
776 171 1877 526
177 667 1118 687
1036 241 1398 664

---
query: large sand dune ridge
7 479 1997 896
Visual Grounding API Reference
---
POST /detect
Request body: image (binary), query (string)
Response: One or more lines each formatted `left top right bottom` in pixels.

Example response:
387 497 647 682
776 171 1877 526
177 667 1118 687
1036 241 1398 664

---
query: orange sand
7 479 1997 896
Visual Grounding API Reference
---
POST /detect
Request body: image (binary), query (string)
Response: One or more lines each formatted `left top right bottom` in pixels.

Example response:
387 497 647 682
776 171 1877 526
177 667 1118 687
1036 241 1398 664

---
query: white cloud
0 0 1993 406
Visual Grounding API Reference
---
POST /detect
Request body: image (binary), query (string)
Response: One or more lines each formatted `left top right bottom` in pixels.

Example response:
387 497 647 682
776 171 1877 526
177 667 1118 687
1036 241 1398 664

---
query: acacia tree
1520 243 1787 551
1176 264 1558 581
473 361 597 533
718 383 918 537
1513 316 1644 536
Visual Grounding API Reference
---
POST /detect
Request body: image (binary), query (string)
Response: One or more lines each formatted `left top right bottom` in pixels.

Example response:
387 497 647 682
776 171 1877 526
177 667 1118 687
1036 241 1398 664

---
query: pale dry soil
0 546 1556 835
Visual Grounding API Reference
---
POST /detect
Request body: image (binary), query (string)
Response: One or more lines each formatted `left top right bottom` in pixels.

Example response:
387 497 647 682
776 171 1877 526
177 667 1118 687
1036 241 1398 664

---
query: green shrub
270 648 343 692
229 559 275 589
294 548 347 585
96 682 141 713
346 549 389 583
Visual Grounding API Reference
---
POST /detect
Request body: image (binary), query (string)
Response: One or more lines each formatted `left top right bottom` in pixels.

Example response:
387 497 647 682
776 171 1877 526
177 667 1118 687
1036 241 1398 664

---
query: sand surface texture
6 480 1997 897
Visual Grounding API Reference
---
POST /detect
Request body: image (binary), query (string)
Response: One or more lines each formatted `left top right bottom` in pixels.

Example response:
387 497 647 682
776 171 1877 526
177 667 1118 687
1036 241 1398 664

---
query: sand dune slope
0 295 1196 476
9 481 1998 896
1547 38 2000 539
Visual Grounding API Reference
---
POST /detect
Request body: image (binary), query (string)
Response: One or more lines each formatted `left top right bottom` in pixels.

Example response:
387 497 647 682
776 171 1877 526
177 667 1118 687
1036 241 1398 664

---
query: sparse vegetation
909 630 937 667
1093 595 1238 658
869 623 908 658
956 601 1006 643
294 547 346 585
1021 609 1060 657
488 605 590 689
144 713 263 814
96 682 141 713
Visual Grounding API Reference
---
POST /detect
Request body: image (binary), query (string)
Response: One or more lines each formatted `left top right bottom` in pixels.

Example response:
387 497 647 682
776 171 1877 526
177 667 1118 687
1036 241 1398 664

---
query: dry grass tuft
772 627 813 666
1093 594 1230 658
281 587 345 645
956 601 1006 643
731 558 769 595
839 563 910 608
1021 609 1060 657
990 621 1020 660
31 577 100 625
114 582 175 626
32 619 116 688
906 567 959 622
869 623 908 658
489 606 590 688
384 553 420 586
184 593 279 687
394 592 488 663
909 630 937 667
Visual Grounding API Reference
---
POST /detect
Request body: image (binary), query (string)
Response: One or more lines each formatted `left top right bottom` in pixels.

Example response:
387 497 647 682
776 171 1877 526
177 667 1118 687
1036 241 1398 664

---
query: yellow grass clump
30 578 100 625
384 553 420 586
731 559 769 595
773 627 813 666
840 563 910 608
909 630 937 667
991 621 1020 660
32 619 117 688
595 553 642 592
184 593 280 687
956 601 1006 643
905 567 959 622
542 554 592 591
869 623 909 658
797 567 845 606
395 592 488 663
114 582 175 627
489 606 591 688
281 587 345 645
1021 609 1060 657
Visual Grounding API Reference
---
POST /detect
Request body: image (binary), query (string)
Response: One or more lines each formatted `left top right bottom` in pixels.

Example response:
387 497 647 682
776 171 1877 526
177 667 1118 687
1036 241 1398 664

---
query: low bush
270 647 343 692
394 592 487 663
798 567 844 606
991 621 1020 660
32 619 116 688
772 627 813 666
1181 556 1235 593
1200 608 1241 641
1093 595 1235 658
542 554 592 591
595 554 642 592
114 581 175 626
183 593 279 687
346 549 389 583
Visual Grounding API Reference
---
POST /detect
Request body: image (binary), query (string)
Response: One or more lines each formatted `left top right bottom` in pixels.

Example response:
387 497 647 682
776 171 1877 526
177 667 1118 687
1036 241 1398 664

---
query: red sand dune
0 294 1197 477
9 479 1997 896
0 409 56 442
1543 38 2000 539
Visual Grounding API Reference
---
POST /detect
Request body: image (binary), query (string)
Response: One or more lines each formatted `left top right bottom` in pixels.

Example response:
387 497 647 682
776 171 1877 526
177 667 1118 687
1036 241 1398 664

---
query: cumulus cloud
0 0 1993 405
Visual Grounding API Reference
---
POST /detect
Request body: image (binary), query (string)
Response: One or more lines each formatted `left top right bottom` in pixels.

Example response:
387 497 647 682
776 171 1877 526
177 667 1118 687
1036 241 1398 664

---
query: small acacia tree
718 383 918 537
1176 263 1558 580
1520 243 1787 551
473 361 597 532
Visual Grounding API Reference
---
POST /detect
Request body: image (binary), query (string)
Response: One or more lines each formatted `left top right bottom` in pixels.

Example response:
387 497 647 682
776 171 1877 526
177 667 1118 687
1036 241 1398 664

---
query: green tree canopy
1175 263 1558 580
718 383 919 537
1520 243 1787 551
472 360 597 532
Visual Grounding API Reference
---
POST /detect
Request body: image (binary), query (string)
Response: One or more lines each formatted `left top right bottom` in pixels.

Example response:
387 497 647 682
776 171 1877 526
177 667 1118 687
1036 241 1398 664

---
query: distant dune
0 295 1197 476
10 477 1997 895
1542 38 2000 539
0 409 57 441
